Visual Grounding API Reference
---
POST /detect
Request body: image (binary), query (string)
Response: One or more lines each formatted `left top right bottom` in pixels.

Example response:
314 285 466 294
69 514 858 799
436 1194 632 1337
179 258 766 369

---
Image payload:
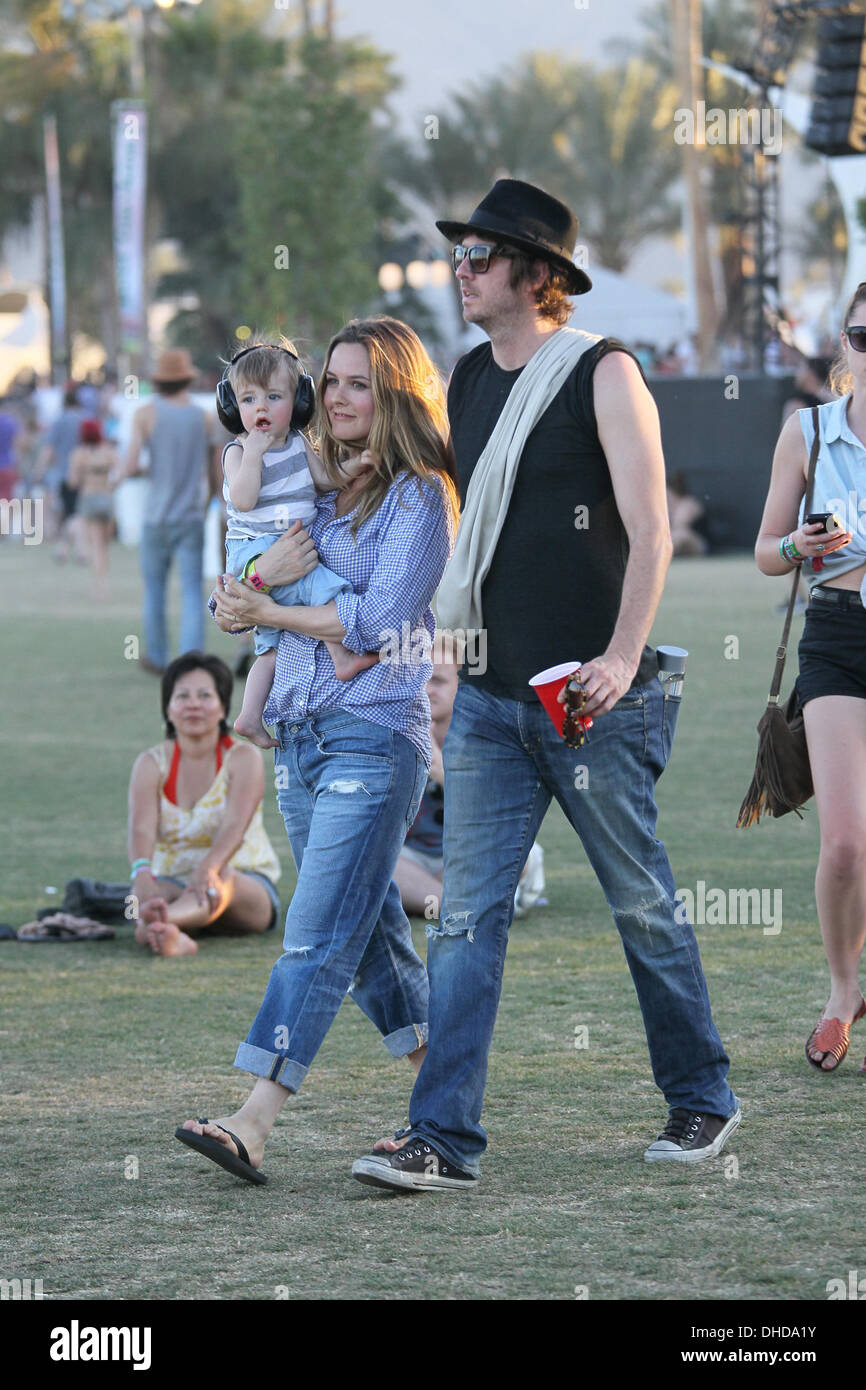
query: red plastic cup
528 661 593 739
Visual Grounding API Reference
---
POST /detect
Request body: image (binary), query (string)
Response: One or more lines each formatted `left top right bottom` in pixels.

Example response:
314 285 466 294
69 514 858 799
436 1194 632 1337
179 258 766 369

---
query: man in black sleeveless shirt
353 180 739 1193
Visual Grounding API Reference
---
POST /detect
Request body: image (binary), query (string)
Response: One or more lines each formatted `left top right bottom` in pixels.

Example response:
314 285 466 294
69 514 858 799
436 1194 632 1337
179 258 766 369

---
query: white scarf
435 327 600 634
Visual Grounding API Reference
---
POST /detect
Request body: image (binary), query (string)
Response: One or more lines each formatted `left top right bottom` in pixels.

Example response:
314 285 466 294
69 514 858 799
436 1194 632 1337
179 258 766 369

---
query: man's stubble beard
466 296 524 342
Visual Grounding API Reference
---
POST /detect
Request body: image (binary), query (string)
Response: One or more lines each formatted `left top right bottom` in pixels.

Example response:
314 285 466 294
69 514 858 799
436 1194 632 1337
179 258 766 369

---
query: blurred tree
794 178 848 301
227 33 397 354
0 0 129 358
388 52 682 276
554 58 683 273
144 0 291 363
0 1 406 368
616 0 757 79
614 0 813 341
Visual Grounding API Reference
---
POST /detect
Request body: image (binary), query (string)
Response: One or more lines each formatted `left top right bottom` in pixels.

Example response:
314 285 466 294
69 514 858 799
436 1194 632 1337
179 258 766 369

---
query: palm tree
0 1 129 361
618 0 775 352
669 0 719 367
389 52 682 275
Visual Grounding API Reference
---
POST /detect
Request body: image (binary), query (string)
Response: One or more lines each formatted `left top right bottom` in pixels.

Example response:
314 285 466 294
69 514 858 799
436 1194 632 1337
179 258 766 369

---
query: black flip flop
174 1118 267 1185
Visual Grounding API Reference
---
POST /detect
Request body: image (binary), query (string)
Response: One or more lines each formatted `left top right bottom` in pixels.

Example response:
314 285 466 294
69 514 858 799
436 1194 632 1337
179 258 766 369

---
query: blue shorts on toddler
225 532 351 655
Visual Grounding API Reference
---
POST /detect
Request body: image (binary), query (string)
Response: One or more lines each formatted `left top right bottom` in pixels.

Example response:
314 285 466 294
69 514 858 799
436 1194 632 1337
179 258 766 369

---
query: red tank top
163 735 233 806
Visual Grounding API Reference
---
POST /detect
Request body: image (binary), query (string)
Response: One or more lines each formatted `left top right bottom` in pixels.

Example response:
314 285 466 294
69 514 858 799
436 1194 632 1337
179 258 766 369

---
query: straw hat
152 348 198 384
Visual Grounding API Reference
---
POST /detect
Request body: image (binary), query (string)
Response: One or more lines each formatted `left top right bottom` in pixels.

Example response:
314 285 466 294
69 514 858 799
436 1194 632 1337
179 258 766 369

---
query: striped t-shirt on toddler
222 431 317 542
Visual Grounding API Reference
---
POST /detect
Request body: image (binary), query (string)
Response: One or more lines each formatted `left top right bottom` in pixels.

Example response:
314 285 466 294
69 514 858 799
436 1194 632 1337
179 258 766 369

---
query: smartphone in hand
804 511 842 534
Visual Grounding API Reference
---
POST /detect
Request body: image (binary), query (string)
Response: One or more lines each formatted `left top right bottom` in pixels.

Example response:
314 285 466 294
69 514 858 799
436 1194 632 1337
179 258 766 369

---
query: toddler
219 342 376 747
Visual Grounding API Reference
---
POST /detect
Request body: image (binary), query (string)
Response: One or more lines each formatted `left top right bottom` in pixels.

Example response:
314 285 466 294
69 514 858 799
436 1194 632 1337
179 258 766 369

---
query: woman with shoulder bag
755 282 866 1072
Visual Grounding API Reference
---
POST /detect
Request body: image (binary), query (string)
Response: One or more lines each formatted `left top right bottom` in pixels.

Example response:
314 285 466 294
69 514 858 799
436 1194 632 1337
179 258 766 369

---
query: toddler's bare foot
327 641 379 682
233 713 279 749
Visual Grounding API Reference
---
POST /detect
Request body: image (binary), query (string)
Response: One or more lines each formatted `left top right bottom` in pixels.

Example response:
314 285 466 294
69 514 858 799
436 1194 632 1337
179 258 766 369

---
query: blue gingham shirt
264 473 454 768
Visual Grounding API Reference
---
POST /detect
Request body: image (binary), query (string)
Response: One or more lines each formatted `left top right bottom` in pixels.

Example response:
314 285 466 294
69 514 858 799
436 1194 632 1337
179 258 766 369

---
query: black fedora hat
436 178 591 295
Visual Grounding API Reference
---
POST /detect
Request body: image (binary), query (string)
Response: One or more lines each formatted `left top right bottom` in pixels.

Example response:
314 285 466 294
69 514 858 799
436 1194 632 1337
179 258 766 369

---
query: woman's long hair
829 282 866 396
315 316 459 538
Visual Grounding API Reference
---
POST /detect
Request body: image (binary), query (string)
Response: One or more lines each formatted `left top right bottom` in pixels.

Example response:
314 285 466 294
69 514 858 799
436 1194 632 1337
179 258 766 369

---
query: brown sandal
17 912 114 941
805 995 866 1071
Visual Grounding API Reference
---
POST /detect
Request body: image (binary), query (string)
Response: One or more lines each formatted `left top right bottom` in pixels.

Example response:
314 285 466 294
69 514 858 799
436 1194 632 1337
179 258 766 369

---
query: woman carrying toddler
218 340 377 748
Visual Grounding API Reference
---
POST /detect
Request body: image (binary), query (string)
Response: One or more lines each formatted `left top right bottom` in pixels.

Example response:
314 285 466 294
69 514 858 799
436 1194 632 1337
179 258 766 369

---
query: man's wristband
242 556 271 593
130 859 151 878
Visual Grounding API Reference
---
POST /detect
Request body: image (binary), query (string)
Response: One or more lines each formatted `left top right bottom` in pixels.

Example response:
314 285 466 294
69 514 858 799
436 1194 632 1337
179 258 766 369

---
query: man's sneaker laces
644 1106 741 1163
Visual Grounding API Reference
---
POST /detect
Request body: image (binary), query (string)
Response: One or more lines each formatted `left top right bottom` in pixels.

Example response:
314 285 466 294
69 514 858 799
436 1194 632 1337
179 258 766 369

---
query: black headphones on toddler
216 343 316 435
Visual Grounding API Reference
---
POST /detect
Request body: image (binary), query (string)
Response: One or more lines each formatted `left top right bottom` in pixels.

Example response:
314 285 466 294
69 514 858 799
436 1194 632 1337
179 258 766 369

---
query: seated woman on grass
128 651 281 957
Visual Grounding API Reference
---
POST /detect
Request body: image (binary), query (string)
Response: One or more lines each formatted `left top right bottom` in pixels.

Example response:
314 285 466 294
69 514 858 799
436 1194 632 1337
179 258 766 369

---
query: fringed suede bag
737 408 820 827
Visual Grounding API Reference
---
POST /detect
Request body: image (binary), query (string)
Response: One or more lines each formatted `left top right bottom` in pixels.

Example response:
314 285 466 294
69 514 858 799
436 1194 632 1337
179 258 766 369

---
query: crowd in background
0 361 230 601
0 337 843 588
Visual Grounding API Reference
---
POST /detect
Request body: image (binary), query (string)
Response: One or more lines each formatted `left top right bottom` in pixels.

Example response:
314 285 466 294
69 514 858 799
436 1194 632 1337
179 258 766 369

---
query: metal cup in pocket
656 644 688 699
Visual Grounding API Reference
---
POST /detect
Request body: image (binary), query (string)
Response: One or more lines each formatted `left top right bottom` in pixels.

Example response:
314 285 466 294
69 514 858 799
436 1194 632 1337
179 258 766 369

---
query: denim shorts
78 493 114 521
224 532 350 656
155 871 280 930
797 593 866 706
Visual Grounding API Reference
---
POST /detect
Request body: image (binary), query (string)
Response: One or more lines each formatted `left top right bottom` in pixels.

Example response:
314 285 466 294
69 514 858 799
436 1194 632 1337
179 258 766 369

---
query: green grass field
2 540 864 1302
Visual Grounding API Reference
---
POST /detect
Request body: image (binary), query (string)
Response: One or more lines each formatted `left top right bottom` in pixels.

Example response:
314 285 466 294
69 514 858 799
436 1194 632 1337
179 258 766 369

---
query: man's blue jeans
234 710 429 1091
407 678 737 1176
140 520 205 668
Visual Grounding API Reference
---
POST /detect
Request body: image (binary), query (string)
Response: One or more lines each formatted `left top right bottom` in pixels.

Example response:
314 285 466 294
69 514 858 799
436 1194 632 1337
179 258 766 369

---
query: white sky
334 0 837 320
337 0 644 129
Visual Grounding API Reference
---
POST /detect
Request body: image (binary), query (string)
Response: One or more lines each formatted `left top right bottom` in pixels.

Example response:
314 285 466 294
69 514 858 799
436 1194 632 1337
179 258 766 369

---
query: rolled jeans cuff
384 1021 427 1058
233 1041 307 1094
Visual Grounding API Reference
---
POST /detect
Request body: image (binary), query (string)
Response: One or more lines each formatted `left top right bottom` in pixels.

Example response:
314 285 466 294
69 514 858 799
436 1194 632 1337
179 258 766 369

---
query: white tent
569 265 694 348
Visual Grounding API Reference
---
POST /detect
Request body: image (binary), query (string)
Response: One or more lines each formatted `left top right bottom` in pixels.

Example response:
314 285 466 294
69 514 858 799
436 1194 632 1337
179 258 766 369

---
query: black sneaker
644 1106 741 1163
352 1138 478 1192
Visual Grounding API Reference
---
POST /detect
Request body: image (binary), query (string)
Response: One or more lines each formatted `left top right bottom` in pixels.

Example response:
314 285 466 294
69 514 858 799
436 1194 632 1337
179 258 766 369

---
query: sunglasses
845 325 866 352
450 242 516 274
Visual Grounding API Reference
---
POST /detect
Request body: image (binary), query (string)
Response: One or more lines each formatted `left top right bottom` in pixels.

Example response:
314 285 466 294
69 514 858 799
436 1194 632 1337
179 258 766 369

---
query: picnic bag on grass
737 407 821 827
37 878 131 923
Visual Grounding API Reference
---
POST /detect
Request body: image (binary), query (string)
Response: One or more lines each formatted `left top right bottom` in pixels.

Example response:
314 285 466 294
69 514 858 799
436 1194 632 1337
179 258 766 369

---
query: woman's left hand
188 860 225 912
213 574 277 631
